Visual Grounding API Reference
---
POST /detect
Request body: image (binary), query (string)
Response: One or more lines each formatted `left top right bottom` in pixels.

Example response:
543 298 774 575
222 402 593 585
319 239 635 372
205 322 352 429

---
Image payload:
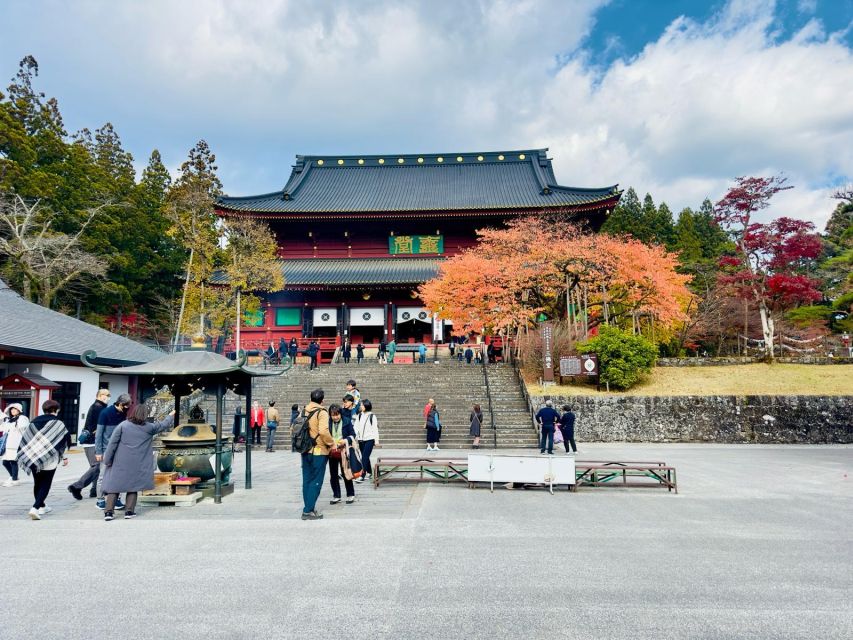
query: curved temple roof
209 257 442 288
217 149 619 215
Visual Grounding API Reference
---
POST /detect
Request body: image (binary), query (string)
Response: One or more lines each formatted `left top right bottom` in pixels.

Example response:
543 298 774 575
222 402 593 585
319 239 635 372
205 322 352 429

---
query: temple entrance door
312 326 337 339
396 319 431 343
352 326 384 344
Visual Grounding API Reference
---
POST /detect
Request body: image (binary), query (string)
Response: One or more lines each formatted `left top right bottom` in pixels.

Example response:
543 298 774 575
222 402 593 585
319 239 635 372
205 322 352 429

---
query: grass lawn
528 363 853 396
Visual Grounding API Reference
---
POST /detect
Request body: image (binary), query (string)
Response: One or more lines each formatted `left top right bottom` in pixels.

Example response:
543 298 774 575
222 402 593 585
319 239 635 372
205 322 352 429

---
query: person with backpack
295 389 334 520
354 399 379 483
356 343 364 364
265 400 279 452
326 403 356 505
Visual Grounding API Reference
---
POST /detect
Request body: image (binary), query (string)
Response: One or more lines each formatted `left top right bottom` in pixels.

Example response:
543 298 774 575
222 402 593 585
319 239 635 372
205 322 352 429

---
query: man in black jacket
67 389 110 500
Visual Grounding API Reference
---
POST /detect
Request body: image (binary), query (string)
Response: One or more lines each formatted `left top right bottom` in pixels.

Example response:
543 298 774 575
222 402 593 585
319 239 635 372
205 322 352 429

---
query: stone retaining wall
529 394 852 443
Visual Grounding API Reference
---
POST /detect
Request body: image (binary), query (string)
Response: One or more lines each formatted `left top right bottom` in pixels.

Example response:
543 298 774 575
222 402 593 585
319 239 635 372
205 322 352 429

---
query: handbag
347 437 363 478
79 428 92 445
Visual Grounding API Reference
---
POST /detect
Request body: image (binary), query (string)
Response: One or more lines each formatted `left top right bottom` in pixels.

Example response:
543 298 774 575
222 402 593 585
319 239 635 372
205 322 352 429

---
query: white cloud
525 1 853 229
1 0 850 230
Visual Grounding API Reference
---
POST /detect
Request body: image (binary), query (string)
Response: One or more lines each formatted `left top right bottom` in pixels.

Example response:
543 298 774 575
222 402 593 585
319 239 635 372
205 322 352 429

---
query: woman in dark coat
102 404 175 521
470 403 483 449
424 401 440 452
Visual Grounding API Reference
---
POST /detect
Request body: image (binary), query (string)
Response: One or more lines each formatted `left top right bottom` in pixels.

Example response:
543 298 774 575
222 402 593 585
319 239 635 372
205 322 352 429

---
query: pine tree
601 187 642 237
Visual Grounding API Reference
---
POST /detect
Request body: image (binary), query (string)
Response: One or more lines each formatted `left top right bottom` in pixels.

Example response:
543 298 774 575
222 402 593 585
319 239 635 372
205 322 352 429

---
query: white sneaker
2 479 13 487
433 446 440 451
28 508 41 520
38 506 53 515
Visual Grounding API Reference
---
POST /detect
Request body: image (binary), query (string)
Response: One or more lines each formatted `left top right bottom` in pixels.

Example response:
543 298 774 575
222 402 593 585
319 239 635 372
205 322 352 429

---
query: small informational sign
559 354 598 377
388 235 444 255
541 322 554 383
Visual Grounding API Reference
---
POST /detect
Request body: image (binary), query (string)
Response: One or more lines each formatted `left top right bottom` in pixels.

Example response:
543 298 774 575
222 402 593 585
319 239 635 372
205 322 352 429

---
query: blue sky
1 0 852 227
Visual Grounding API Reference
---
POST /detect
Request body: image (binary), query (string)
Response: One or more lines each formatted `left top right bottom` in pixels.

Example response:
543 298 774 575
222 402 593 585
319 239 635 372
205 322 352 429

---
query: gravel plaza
0 443 850 640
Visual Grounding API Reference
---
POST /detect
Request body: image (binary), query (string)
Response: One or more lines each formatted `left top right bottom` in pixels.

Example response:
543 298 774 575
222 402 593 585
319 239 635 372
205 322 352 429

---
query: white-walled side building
0 279 160 440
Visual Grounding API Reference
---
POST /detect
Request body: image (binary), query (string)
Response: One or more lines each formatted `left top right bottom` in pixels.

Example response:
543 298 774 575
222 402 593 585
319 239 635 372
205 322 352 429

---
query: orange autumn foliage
419 216 691 336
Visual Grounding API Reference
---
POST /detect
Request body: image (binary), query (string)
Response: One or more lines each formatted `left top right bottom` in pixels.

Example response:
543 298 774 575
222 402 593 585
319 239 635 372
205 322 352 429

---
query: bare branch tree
0 193 107 306
832 184 853 204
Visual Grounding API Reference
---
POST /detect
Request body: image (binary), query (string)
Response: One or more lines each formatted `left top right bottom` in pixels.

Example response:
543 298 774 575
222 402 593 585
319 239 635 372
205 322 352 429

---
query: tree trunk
174 247 195 350
758 299 775 360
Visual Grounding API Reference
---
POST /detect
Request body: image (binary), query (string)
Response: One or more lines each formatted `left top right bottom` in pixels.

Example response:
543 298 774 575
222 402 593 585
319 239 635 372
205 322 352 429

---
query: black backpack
292 407 325 454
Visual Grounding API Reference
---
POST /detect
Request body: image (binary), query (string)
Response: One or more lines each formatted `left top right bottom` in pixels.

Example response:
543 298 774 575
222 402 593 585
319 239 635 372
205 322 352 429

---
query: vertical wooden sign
541 321 555 383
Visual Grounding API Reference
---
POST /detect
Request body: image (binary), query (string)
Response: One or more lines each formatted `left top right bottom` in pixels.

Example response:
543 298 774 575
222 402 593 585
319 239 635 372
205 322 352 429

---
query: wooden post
214 382 223 504
244 384 253 490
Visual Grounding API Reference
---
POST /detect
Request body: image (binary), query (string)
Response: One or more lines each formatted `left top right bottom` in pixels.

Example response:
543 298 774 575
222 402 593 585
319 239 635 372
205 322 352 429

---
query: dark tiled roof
0 279 161 365
210 258 442 287
217 149 619 215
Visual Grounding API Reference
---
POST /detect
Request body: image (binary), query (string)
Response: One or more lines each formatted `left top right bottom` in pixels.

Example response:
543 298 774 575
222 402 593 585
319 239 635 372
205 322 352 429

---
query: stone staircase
202 358 538 449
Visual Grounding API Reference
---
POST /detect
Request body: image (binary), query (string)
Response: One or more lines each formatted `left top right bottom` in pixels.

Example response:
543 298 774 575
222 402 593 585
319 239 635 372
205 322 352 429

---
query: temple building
215 149 620 357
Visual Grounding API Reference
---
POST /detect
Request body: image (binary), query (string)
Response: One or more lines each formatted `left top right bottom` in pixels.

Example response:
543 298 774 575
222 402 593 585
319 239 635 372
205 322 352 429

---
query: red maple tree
714 176 822 359
419 215 691 338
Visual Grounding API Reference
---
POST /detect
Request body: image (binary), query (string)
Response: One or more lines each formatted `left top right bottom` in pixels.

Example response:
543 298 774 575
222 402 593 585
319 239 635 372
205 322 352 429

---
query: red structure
215 149 620 358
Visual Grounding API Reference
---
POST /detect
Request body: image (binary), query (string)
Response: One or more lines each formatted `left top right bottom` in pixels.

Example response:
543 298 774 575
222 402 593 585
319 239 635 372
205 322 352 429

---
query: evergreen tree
651 201 676 247
601 187 642 237
674 207 702 264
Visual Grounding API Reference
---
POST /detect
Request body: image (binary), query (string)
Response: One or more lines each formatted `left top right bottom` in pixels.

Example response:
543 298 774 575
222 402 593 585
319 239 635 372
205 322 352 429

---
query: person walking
356 343 364 364
289 403 300 451
342 342 352 364
425 400 441 452
559 405 578 454
249 400 265 445
67 389 109 500
16 400 70 520
1 403 29 487
300 389 334 520
449 341 456 359
354 399 379 483
418 343 427 364
327 403 356 505
535 400 561 455
95 394 131 510
308 341 320 370
465 347 474 364
279 337 287 362
470 403 483 449
387 340 397 364
101 405 175 521
378 340 387 363
265 400 279 452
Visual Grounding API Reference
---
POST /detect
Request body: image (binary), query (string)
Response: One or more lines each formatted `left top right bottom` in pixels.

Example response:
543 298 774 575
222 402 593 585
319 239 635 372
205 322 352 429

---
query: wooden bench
373 457 468 487
574 460 678 493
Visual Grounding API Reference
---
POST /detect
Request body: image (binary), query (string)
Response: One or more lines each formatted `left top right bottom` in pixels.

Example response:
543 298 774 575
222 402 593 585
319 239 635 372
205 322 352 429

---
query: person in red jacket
249 401 265 445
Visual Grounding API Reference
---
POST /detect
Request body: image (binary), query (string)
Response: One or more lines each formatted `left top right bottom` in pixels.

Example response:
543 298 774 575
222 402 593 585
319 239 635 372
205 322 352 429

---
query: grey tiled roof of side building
209 258 443 287
0 279 161 365
217 149 620 214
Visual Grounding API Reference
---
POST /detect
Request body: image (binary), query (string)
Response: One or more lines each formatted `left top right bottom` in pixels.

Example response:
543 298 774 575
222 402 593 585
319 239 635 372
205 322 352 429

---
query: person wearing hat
535 399 561 455
1 403 29 486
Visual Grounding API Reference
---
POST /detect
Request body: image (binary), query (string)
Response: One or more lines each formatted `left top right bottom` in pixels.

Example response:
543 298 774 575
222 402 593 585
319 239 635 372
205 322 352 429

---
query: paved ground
0 443 850 639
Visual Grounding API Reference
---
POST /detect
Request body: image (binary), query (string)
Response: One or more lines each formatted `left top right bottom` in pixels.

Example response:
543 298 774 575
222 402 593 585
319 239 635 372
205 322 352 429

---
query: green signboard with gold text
388 235 444 255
